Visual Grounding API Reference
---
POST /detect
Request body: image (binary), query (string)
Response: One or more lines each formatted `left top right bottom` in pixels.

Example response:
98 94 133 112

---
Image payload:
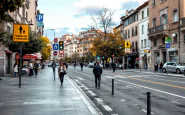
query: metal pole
54 56 55 81
19 43 22 88
167 64 168 75
184 67 185 76
178 0 181 62
112 79 114 95
147 92 151 115
127 54 128 71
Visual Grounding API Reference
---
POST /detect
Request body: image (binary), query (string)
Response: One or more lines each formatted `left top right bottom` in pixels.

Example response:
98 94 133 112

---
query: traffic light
59 41 64 50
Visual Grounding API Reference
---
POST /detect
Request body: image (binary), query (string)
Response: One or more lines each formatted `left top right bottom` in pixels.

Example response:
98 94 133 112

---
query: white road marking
103 76 114 79
119 80 185 99
141 109 154 114
95 98 103 102
75 76 85 81
87 90 97 96
23 100 61 105
121 99 126 102
171 101 181 105
102 105 113 111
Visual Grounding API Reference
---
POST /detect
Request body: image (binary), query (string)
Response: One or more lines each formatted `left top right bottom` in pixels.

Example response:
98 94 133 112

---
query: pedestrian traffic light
59 41 64 50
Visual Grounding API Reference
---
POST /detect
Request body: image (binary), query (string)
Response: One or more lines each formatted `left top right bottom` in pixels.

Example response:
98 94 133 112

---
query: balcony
148 24 169 36
21 18 29 24
180 18 185 32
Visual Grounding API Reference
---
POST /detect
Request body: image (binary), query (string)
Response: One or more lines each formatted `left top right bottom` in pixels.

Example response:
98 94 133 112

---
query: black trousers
59 72 65 85
95 75 101 87
29 69 33 76
35 69 38 76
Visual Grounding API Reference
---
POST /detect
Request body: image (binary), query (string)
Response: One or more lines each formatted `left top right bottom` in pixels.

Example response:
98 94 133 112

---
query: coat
93 65 102 76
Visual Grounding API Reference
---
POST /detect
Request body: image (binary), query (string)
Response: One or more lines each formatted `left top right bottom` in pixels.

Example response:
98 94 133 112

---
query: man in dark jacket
112 62 116 73
80 62 83 71
93 62 103 89
34 60 39 76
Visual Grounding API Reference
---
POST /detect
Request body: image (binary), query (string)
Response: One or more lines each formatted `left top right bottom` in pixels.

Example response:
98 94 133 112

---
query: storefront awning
16 54 41 60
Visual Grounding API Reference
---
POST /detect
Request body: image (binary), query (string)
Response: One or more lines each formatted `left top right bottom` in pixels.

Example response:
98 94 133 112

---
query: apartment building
121 9 139 68
148 0 185 68
138 1 151 69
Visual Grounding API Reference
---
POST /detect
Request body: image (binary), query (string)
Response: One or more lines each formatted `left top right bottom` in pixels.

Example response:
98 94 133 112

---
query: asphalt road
67 65 185 115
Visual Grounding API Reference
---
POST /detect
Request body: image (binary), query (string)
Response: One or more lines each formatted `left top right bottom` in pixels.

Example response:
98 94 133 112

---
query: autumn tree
40 36 51 61
0 0 24 22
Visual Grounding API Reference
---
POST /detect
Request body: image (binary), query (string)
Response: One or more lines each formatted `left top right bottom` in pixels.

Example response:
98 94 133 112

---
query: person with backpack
34 60 39 76
58 62 67 86
93 61 103 89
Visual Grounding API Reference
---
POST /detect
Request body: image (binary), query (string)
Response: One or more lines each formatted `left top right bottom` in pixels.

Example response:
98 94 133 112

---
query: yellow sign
13 24 29 42
125 41 130 48
93 52 96 56
107 58 110 62
144 50 147 53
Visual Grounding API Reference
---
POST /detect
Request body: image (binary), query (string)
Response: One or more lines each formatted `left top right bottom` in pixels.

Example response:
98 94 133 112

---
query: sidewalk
0 68 101 115
122 69 185 78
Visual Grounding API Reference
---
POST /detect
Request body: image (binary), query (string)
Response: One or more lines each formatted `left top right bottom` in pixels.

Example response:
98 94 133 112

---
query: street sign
37 22 44 27
54 38 58 42
144 50 147 53
125 41 131 48
13 24 29 42
53 51 58 56
125 48 130 54
166 44 170 49
59 50 64 56
59 41 64 50
53 44 59 50
93 52 96 56
37 14 44 22
165 36 172 44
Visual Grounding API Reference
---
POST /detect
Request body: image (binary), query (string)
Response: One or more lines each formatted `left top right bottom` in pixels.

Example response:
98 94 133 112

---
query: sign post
13 24 29 88
125 41 131 71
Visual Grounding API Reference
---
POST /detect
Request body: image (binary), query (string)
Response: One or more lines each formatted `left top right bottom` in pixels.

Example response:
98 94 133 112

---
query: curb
67 74 103 115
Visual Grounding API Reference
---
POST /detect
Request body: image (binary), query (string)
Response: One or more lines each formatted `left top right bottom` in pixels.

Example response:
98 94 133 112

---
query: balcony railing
148 24 169 35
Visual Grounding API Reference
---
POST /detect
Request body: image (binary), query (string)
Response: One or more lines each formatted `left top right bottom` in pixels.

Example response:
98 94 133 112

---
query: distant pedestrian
93 62 103 89
52 61 56 76
112 62 116 73
34 60 39 76
154 62 158 73
29 61 33 76
13 63 18 77
74 63 76 69
58 62 67 86
160 62 163 73
80 62 84 71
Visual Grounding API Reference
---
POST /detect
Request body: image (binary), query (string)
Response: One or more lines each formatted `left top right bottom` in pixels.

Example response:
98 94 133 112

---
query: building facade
148 0 185 69
138 1 151 69
121 9 140 68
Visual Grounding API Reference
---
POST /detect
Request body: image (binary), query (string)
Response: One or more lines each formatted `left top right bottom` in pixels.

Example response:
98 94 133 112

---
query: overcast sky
38 0 147 41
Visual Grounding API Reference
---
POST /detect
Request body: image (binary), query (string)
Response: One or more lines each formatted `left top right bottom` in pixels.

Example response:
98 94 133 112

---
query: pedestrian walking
93 62 103 89
34 60 39 76
74 63 76 69
80 62 83 71
154 62 158 73
13 63 18 77
160 62 163 73
112 62 116 73
29 61 33 76
58 62 67 86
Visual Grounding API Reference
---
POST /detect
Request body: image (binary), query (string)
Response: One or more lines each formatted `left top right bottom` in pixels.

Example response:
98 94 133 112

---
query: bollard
112 79 114 96
140 67 141 72
147 92 151 115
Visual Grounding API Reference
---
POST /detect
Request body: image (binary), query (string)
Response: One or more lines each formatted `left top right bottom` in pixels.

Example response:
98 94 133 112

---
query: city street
67 66 185 115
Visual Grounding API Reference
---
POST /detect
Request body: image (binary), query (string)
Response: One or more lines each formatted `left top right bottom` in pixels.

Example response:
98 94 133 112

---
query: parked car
48 63 52 67
88 63 94 68
162 62 185 74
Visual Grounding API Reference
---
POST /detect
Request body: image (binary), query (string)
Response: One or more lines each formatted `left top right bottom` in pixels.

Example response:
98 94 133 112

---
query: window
148 39 151 47
154 39 157 46
135 41 138 52
7 26 11 33
153 0 156 6
153 18 156 27
128 30 130 38
144 39 146 48
161 14 168 24
142 25 144 34
173 9 178 22
141 40 143 48
147 8 149 16
174 34 177 43
162 37 165 44
132 28 134 37
132 42 135 52
135 26 138 36
142 11 144 19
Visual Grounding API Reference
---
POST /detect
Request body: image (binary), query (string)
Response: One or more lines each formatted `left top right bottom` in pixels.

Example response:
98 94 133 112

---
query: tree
0 0 24 22
0 30 44 57
40 36 51 61
90 8 115 40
